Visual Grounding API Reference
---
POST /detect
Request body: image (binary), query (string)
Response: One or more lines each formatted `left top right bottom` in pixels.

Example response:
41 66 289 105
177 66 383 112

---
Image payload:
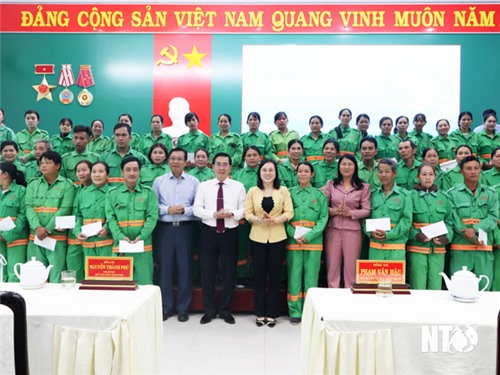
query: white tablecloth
301 288 499 375
0 283 163 374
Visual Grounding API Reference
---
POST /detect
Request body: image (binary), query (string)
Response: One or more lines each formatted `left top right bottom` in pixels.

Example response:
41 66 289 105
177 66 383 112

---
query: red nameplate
85 256 133 281
356 260 406 284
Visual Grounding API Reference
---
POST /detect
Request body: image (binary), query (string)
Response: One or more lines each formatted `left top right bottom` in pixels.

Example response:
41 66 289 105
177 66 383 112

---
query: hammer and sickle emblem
156 45 179 66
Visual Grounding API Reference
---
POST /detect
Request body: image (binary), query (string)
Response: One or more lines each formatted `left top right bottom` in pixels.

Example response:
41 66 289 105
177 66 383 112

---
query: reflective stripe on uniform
369 242 405 250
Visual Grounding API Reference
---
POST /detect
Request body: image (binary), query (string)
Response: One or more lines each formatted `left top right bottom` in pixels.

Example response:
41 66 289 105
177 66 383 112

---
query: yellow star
183 45 207 69
32 76 57 101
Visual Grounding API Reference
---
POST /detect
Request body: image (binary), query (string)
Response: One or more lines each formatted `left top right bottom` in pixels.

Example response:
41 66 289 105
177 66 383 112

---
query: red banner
1 3 500 34
153 34 211 136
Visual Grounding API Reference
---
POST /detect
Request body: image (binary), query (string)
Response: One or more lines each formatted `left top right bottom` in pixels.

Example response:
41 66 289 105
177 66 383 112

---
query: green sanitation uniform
366 184 412 261
74 183 114 259
105 183 159 285
24 160 41 181
139 132 173 156
409 130 433 160
285 185 328 318
87 135 112 155
311 160 338 189
430 135 457 164
278 160 298 189
98 148 148 185
188 166 215 182
358 161 380 189
0 125 17 143
269 129 300 162
375 135 398 161
176 131 209 153
49 133 74 156
241 130 273 162
482 168 500 290
301 133 332 162
395 159 421 191
139 163 170 187
16 128 49 162
111 132 141 150
390 134 416 161
408 188 453 289
328 126 361 157
442 166 464 192
25 175 76 283
208 132 243 175
66 185 86 282
448 183 498 291
0 183 28 282
449 129 478 157
61 150 99 184
476 130 500 164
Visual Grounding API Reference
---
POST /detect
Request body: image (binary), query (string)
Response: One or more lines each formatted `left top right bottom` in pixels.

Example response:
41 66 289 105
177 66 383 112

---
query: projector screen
241 44 461 137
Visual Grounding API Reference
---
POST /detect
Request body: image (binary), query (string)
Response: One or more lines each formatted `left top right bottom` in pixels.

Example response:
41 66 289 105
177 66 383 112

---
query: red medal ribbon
58 64 75 87
76 65 95 88
34 64 55 75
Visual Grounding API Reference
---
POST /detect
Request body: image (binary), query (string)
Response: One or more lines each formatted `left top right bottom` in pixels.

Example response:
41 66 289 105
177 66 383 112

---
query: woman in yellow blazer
245 159 294 327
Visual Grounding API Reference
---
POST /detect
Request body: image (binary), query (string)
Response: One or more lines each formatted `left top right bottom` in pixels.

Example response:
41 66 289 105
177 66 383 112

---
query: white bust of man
162 97 190 140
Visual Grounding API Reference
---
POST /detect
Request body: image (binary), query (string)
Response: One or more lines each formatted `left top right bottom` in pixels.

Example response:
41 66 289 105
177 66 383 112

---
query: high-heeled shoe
266 318 276 328
256 317 266 327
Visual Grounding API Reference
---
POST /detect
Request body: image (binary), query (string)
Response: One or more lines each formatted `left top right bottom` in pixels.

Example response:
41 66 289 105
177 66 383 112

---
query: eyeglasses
215 162 230 168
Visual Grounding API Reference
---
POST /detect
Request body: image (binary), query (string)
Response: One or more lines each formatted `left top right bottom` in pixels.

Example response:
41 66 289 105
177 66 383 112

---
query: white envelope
478 228 488 245
55 216 76 229
440 159 457 172
187 152 195 163
34 235 57 251
0 216 16 231
294 226 312 239
420 221 448 239
81 221 102 237
365 218 391 232
119 240 144 253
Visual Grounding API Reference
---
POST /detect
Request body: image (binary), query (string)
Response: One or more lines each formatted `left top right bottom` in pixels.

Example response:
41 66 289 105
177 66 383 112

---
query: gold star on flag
32 76 56 101
183 45 207 69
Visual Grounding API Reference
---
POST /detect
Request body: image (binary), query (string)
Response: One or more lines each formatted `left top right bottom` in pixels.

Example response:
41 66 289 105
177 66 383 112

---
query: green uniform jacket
286 185 328 251
233 166 258 192
430 135 457 163
176 130 209 153
16 128 49 161
409 130 433 160
0 125 17 143
139 132 173 156
328 126 361 157
269 129 300 162
74 183 114 249
111 132 141 150
358 161 380 188
0 183 28 243
476 130 500 164
301 132 332 162
139 163 170 187
105 183 159 253
482 168 500 187
98 147 148 184
311 160 338 188
448 183 499 251
241 131 273 160
442 166 463 192
50 133 75 156
408 189 453 254
187 166 215 182
278 160 298 189
24 160 41 182
61 150 99 183
375 135 398 160
449 129 478 156
365 184 412 249
25 174 76 236
391 133 416 161
208 131 243 169
395 159 421 191
88 135 112 154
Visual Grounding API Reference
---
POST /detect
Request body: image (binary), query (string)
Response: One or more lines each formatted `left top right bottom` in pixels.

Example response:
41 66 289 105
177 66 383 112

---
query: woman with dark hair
301 115 332 162
328 108 361 157
269 111 299 163
286 162 328 324
312 139 339 188
140 143 170 187
241 112 272 163
208 114 243 175
139 114 173 156
50 117 74 155
375 116 398 160
442 144 473 191
1 140 25 172
477 113 500 167
409 113 433 160
278 139 304 188
355 113 370 139
422 147 444 189
408 162 453 290
0 162 28 282
176 112 210 169
450 111 478 156
391 115 415 160
188 148 215 182
430 119 457 164
88 119 111 154
245 159 294 327
323 154 371 288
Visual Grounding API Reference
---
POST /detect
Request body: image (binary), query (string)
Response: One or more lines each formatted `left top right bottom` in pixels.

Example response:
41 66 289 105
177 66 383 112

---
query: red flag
153 34 212 136
34 64 55 75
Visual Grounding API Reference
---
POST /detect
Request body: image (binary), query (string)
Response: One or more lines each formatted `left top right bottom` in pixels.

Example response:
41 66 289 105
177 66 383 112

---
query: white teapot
14 257 53 288
440 266 489 300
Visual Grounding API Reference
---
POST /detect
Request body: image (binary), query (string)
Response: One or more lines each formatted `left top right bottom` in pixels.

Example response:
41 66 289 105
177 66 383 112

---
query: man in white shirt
193 152 246 324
